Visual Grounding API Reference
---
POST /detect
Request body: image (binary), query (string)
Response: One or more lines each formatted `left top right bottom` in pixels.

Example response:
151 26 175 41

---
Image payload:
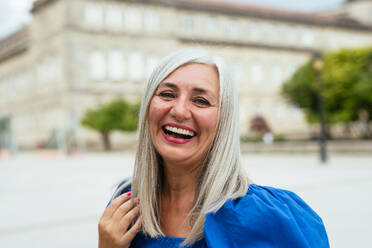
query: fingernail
126 192 131 196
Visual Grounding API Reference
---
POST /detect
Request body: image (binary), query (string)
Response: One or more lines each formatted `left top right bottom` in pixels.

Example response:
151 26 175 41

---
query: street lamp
313 52 327 163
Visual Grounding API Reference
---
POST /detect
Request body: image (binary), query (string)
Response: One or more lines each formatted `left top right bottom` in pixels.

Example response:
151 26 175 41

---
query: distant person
98 48 329 247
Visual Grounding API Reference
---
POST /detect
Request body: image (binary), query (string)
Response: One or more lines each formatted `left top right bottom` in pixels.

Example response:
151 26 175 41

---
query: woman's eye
194 98 210 106
159 92 175 98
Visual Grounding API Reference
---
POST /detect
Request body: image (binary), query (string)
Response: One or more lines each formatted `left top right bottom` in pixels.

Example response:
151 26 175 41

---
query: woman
99 48 329 247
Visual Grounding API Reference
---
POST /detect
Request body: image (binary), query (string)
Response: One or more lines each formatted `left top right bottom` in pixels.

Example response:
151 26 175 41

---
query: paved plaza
0 152 371 247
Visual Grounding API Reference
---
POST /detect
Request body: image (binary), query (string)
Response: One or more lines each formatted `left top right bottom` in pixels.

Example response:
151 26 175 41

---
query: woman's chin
161 152 192 164
158 149 197 166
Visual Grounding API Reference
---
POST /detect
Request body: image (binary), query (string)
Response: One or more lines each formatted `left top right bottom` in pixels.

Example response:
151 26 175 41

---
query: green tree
281 60 319 123
281 47 372 138
81 99 140 150
323 47 372 125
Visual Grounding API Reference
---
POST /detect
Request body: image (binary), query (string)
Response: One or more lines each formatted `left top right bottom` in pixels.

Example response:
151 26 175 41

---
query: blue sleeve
106 178 132 207
204 184 329 248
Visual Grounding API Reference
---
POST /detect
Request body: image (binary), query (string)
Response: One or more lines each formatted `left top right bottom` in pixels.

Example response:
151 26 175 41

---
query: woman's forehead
160 63 219 92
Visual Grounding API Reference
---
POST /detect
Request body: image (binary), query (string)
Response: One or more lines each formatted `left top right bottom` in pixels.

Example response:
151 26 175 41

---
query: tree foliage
322 47 372 124
81 98 140 150
281 60 318 123
281 46 372 138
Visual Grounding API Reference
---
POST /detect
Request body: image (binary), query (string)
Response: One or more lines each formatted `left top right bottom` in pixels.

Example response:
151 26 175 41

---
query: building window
105 4 123 31
287 63 297 77
146 55 160 78
230 61 242 84
270 63 282 85
250 61 263 84
90 51 106 80
266 23 278 42
248 22 260 41
84 3 104 29
301 28 314 46
183 15 194 32
228 20 239 39
124 7 142 31
144 10 160 32
128 51 143 80
206 17 218 35
108 50 125 81
286 26 297 44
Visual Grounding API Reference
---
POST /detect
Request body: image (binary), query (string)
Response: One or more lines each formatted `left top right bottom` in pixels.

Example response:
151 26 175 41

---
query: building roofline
171 0 372 31
0 27 29 64
31 0 57 13
30 0 372 31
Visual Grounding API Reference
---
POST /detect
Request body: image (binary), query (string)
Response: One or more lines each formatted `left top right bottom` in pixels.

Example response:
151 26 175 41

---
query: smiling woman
149 63 219 166
98 48 329 248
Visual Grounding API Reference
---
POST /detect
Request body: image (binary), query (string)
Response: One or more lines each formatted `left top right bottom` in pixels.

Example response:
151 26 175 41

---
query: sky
0 0 346 39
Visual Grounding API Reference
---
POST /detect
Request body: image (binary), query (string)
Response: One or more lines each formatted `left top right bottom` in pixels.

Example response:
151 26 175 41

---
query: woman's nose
170 98 191 122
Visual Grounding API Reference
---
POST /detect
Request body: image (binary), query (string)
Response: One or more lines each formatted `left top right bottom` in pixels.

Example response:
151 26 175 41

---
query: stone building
0 0 372 150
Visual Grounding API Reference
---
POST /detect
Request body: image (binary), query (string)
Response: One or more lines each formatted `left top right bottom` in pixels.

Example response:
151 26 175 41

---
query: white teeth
164 126 195 137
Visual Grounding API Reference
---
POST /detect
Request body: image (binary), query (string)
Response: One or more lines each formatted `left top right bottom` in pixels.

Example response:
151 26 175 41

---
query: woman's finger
118 204 141 232
121 215 142 244
112 197 138 221
101 192 131 220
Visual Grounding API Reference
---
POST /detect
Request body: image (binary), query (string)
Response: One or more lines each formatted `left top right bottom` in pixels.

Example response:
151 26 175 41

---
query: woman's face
148 63 220 167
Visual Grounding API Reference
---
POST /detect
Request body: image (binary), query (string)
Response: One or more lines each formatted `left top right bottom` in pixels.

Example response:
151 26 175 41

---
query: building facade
1 0 372 149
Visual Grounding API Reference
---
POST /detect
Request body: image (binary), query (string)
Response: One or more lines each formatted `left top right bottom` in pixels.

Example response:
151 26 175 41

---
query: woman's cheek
195 109 219 131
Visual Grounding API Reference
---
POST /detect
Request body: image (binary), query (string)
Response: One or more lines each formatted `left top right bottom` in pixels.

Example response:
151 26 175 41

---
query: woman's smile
148 63 219 165
161 123 197 144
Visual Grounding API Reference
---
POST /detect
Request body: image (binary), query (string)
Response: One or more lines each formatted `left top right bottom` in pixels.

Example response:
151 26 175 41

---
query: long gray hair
112 47 248 245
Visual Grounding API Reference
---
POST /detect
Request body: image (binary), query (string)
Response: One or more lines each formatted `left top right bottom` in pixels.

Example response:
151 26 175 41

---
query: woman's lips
161 128 195 144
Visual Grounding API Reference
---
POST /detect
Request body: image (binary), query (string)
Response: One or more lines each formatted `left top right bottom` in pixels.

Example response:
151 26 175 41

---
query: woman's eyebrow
193 88 217 99
159 82 217 98
192 88 207 94
159 82 178 90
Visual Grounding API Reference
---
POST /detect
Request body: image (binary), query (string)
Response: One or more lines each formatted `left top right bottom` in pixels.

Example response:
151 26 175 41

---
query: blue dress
110 183 329 248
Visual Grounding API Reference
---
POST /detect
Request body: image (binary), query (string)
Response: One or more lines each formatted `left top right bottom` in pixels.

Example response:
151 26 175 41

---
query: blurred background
0 0 371 247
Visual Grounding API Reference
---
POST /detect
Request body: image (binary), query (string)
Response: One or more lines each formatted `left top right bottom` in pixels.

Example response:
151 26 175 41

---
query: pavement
0 152 371 247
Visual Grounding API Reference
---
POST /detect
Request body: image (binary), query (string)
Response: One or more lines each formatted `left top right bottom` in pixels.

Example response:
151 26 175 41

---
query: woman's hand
98 193 142 248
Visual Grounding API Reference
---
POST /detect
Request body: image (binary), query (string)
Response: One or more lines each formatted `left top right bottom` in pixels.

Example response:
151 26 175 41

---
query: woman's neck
162 160 202 202
160 160 202 237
